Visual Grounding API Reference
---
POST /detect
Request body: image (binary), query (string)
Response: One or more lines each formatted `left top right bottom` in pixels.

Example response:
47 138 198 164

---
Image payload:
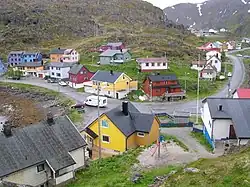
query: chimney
110 70 113 75
3 124 12 137
122 101 129 116
218 104 223 111
47 113 55 125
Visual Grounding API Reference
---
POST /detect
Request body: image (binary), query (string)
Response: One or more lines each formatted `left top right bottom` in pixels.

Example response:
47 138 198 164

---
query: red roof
236 88 250 98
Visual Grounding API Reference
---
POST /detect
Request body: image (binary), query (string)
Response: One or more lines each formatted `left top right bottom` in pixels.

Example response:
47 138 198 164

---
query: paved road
1 48 247 128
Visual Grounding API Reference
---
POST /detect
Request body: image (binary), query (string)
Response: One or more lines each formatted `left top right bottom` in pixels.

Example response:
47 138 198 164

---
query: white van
84 95 107 107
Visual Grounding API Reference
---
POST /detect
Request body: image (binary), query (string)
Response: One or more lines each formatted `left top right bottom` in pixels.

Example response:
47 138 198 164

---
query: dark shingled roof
15 62 43 67
49 48 66 54
103 102 156 137
68 64 84 74
0 116 86 177
204 98 250 138
47 62 74 68
148 75 177 82
91 70 123 83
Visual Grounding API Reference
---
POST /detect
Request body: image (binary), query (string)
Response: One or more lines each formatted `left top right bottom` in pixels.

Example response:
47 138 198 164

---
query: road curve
0 48 247 127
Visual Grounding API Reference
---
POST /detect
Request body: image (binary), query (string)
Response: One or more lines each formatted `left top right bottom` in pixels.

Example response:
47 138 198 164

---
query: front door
116 92 119 99
229 125 237 139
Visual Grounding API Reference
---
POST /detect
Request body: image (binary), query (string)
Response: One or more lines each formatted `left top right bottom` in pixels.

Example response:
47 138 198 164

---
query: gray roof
204 98 250 138
49 48 66 54
9 51 25 55
99 49 128 57
91 70 123 83
148 75 177 82
68 64 84 74
104 102 155 137
47 62 74 68
0 116 86 177
15 62 43 67
107 42 123 47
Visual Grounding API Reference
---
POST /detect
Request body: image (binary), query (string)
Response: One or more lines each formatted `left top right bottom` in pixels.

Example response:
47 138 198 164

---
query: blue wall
22 53 42 63
8 52 42 65
203 125 215 148
0 60 7 73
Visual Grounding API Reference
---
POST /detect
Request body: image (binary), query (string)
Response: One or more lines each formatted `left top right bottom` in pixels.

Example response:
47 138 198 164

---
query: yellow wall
92 73 137 92
126 117 160 148
86 114 127 152
126 133 137 150
50 54 63 62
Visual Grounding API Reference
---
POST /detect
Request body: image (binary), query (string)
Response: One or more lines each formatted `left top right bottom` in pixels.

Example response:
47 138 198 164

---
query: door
116 92 119 99
229 125 237 139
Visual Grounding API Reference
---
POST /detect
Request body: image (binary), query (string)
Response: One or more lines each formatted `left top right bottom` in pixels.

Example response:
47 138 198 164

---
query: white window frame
137 132 145 137
102 135 110 143
101 120 109 128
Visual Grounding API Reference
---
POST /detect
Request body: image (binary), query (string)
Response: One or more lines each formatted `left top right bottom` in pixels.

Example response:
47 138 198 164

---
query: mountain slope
164 0 250 36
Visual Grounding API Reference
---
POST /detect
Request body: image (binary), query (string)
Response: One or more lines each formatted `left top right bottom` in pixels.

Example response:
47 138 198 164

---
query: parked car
71 103 85 113
84 95 107 107
244 55 250 59
47 78 57 83
236 54 243 57
58 81 68 86
228 72 232 77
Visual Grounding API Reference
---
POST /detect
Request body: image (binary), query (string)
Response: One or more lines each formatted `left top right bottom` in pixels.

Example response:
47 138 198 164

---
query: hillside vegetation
0 0 202 60
164 148 250 187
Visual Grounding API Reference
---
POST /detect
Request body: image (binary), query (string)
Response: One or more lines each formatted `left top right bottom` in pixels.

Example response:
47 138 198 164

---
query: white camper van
84 95 107 107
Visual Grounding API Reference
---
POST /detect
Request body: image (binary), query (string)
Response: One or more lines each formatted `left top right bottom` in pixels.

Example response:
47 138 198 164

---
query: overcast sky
144 0 207 9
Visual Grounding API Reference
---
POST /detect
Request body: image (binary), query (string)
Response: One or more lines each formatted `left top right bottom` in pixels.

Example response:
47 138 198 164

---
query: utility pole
158 127 161 158
97 82 101 159
150 82 152 101
196 54 200 124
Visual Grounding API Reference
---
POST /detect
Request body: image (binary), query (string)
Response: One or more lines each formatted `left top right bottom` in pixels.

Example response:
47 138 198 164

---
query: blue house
0 59 7 74
8 51 42 66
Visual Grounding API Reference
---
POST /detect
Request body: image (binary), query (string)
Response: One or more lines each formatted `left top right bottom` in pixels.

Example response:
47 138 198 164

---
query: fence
160 122 194 128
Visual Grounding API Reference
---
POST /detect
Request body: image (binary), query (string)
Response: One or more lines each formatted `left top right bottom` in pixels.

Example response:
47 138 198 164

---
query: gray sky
144 0 207 9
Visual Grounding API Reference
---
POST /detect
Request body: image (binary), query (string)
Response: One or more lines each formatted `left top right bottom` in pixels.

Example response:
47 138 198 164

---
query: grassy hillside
164 148 250 187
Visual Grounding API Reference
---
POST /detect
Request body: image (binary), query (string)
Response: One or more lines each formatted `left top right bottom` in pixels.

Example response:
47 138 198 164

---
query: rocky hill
164 0 250 36
0 0 202 59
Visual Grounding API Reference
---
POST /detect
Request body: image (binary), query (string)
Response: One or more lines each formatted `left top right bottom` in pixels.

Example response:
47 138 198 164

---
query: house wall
50 54 64 63
206 51 221 60
140 62 168 71
135 118 159 146
208 56 221 72
115 52 131 62
22 53 42 63
200 71 216 79
126 133 137 150
0 62 6 73
87 115 126 152
62 50 79 63
49 66 71 79
69 147 85 170
191 64 205 71
201 102 213 138
3 163 51 186
55 172 73 185
100 56 112 64
8 53 23 65
69 68 94 84
213 119 232 140
233 92 239 98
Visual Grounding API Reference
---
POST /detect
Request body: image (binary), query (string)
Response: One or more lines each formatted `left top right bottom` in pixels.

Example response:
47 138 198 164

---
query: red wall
69 67 94 84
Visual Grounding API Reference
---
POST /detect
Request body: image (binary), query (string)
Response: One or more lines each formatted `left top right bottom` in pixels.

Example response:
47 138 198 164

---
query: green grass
161 134 189 152
68 109 83 123
190 132 213 152
241 58 250 87
76 87 85 92
68 148 178 187
189 116 203 125
164 147 250 187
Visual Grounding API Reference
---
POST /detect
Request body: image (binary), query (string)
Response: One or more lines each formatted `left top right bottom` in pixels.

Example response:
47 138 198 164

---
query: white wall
191 64 204 71
49 66 71 79
213 119 232 140
69 147 85 170
233 92 239 98
63 50 79 63
68 82 84 89
206 51 222 60
55 171 74 185
207 56 221 72
201 102 213 138
200 71 216 79
140 62 168 71
3 163 51 186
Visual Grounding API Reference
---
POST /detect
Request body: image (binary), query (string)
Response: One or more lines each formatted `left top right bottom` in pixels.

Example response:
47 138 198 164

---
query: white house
136 58 168 72
242 38 250 44
47 62 74 80
208 29 218 34
62 49 80 63
201 98 250 149
206 51 221 60
0 115 87 186
199 63 217 80
219 28 227 33
207 56 221 72
226 42 234 51
190 60 206 71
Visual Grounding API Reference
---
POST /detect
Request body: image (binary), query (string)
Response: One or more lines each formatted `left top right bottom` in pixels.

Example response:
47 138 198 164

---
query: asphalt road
1 48 247 128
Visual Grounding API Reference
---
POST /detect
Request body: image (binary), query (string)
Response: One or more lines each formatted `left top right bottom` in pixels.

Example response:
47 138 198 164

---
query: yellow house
15 62 44 77
82 101 160 153
84 70 138 99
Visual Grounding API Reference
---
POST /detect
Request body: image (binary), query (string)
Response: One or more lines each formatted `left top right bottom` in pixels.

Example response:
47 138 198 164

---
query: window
123 75 125 79
215 60 218 63
146 63 149 66
152 63 155 66
56 73 61 77
37 164 45 172
80 71 83 74
52 72 55 76
107 83 109 86
108 91 110 94
157 63 161 66
163 62 166 66
51 67 53 70
137 132 145 137
40 185 44 187
101 120 109 128
56 67 60 70
102 135 110 143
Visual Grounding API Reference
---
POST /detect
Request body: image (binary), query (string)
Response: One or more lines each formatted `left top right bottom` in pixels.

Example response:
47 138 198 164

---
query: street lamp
196 54 201 124
184 72 190 91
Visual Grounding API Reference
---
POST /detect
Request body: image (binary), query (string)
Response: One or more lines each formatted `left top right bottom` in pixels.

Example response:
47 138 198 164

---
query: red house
143 75 185 101
68 64 95 89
